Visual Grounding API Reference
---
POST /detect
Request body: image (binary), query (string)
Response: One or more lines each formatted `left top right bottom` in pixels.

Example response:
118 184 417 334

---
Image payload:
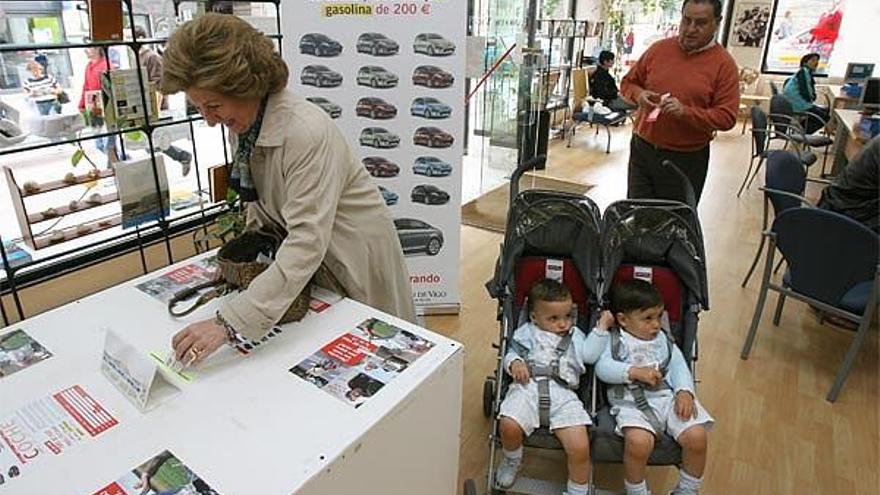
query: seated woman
589 50 637 113
782 53 830 134
818 135 879 233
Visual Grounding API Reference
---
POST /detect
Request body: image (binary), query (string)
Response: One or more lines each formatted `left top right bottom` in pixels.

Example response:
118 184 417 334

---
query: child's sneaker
494 455 521 488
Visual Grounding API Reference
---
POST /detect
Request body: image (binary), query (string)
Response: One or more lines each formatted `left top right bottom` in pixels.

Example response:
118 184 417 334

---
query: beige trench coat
218 90 416 340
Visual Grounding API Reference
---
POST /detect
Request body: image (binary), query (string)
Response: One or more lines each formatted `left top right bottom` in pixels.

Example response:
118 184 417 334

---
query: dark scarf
229 96 269 202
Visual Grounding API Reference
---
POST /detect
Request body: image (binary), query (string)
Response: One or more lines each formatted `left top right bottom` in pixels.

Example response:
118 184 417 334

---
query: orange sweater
621 38 740 152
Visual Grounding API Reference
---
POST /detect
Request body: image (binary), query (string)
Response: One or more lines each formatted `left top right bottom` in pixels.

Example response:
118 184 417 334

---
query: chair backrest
769 80 780 96
750 105 768 156
773 207 879 308
764 150 806 215
770 93 794 117
572 68 587 112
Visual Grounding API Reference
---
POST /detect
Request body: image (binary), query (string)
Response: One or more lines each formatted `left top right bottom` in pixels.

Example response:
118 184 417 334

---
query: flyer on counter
135 257 219 304
0 329 52 378
290 318 434 407
0 385 118 488
90 449 221 495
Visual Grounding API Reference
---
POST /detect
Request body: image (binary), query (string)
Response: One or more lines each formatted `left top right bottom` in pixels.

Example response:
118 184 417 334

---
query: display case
0 0 283 325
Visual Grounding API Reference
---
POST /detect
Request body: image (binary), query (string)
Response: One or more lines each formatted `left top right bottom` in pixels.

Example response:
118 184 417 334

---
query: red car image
412 65 455 88
413 126 454 148
362 156 400 177
356 97 398 120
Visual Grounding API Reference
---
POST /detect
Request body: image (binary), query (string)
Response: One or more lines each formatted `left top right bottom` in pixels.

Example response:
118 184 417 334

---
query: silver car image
394 218 444 256
413 33 456 56
357 66 399 89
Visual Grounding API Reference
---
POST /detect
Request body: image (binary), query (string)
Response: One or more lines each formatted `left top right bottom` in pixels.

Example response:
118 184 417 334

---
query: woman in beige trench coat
160 14 415 364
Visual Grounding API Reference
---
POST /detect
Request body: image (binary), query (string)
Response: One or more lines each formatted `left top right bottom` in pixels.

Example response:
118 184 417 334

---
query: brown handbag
168 231 310 324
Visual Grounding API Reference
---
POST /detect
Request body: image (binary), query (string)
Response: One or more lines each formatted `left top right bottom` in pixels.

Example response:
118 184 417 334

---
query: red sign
321 333 377 366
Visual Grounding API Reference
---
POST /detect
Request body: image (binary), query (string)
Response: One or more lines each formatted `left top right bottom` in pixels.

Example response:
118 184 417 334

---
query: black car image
300 65 343 88
394 218 444 256
412 65 455 88
299 33 343 57
357 33 400 56
306 97 342 118
411 184 450 205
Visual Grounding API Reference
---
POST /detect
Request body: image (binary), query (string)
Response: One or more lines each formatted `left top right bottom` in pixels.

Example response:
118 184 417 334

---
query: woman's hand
171 317 227 366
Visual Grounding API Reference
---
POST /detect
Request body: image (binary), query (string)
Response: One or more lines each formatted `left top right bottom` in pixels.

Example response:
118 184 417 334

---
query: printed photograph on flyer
0 329 53 378
90 449 221 495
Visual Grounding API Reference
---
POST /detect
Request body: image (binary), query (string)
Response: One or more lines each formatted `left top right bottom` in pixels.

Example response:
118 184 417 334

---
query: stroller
467 159 709 495
589 194 710 466
474 155 607 495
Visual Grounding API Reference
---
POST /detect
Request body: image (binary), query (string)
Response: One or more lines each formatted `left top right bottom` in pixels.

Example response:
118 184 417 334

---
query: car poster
283 0 465 312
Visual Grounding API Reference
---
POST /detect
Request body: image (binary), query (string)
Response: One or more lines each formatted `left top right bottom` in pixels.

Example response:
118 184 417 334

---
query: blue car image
410 97 452 119
412 156 452 177
378 186 398 206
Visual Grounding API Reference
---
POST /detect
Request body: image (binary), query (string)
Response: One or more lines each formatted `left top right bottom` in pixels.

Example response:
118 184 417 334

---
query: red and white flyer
0 385 118 487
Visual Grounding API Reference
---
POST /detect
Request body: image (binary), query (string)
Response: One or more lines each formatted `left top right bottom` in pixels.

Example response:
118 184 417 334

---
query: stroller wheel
482 379 494 418
463 478 477 495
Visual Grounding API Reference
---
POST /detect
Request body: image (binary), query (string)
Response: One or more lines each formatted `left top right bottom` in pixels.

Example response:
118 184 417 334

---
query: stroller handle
509 154 547 200
661 159 698 211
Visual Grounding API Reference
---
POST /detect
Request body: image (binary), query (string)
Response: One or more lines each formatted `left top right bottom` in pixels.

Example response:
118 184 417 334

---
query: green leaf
71 149 84 167
225 188 239 204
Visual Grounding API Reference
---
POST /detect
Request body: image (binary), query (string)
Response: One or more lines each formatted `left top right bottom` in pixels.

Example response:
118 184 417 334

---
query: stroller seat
590 263 688 465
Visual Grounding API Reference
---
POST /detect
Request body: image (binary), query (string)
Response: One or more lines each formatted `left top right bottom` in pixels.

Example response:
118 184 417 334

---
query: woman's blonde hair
160 14 288 98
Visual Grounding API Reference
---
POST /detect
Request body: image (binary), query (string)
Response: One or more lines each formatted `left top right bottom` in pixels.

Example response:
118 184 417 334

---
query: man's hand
628 366 663 387
510 360 531 384
659 96 685 117
637 90 661 109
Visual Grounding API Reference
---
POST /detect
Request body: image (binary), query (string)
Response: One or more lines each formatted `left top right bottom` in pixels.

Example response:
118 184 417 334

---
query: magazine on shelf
90 449 221 495
115 155 171 229
101 69 158 130
0 328 52 378
290 318 435 408
135 257 219 304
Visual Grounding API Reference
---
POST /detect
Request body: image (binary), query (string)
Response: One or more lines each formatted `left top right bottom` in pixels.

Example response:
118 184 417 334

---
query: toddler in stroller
496 278 613 495
597 280 712 495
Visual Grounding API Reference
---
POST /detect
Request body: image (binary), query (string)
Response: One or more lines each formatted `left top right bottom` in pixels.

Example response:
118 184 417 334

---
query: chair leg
741 235 766 287
605 126 611 154
772 292 787 326
820 144 830 176
826 273 880 402
567 121 577 148
741 115 748 135
737 155 756 198
773 257 785 274
746 155 766 190
742 236 777 359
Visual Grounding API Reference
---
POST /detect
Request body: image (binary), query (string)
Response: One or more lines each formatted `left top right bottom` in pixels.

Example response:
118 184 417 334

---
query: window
0 11 73 90
762 0 845 75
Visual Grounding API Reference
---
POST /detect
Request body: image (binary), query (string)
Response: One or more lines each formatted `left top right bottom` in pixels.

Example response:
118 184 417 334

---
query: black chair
737 106 817 197
769 94 834 171
741 151 813 287
741 207 880 402
769 81 781 96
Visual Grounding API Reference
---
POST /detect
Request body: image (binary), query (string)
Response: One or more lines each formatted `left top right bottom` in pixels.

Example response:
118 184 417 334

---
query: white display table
0 255 464 494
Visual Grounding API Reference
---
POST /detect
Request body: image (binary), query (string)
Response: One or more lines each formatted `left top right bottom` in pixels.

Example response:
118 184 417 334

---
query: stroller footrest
501 476 621 495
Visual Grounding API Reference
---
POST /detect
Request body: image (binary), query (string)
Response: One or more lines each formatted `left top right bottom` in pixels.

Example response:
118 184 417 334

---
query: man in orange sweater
621 0 739 204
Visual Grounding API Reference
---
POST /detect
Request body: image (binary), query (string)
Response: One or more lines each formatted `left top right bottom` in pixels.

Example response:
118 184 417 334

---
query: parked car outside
360 127 400 149
306 97 341 118
378 186 399 205
413 126 454 148
299 33 343 57
356 97 398 120
412 65 455 88
300 65 343 88
412 156 452 177
357 33 400 56
413 33 456 56
410 97 452 119
357 66 399 89
411 184 450 205
394 218 444 256
362 157 400 178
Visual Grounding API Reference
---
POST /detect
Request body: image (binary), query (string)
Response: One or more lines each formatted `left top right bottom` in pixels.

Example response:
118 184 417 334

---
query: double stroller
467 158 709 495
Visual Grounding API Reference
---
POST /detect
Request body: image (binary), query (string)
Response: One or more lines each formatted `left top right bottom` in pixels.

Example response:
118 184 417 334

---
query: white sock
502 446 523 461
625 479 649 495
567 479 591 495
675 469 703 494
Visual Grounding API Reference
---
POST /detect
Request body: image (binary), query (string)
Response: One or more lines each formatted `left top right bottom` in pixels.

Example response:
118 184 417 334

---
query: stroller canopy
489 190 603 300
601 199 709 309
